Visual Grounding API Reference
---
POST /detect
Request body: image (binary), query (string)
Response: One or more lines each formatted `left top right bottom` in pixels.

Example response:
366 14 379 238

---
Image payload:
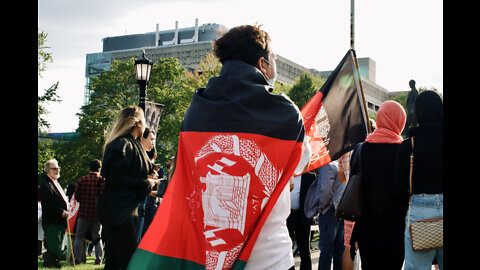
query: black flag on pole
301 49 368 173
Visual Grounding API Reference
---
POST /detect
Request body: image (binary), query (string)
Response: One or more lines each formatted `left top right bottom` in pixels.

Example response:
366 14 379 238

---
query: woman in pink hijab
365 100 406 144
349 101 407 269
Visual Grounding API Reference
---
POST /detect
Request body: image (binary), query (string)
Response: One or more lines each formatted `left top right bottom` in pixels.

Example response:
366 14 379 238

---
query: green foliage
392 92 408 112
38 29 53 78
146 58 195 163
38 29 63 184
271 80 291 95
37 139 56 185
38 82 61 133
53 54 222 185
419 86 441 97
38 29 62 133
187 53 223 89
391 86 441 114
287 73 325 109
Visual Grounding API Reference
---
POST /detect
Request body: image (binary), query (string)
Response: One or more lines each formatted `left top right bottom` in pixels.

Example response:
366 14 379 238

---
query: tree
271 80 291 95
391 86 441 113
287 72 325 109
392 92 408 113
38 139 57 185
38 82 61 133
56 55 222 185
38 29 62 181
38 29 52 78
38 29 62 133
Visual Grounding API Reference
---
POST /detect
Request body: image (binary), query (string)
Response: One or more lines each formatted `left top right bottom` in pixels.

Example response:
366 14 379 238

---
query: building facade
85 19 322 104
85 19 400 115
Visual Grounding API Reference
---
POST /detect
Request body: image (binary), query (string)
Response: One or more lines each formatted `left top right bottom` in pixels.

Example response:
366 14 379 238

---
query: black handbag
335 142 364 221
157 179 168 198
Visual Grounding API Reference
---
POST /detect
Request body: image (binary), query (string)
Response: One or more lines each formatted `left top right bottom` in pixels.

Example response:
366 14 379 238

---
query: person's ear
255 57 268 75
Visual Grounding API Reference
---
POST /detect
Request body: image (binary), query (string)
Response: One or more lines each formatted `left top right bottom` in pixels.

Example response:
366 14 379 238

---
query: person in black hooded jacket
393 90 443 269
97 106 156 270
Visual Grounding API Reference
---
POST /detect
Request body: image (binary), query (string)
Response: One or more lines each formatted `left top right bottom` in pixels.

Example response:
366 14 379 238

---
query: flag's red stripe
300 90 324 133
138 131 303 268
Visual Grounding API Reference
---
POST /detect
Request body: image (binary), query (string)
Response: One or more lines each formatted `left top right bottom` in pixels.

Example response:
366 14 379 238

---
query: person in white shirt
246 141 311 270
287 170 317 270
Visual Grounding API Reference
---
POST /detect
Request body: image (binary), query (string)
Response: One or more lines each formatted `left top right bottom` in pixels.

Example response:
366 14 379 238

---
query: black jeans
103 216 139 270
287 209 312 270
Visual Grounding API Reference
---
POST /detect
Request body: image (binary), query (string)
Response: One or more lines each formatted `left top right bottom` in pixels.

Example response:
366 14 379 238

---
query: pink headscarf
365 101 406 144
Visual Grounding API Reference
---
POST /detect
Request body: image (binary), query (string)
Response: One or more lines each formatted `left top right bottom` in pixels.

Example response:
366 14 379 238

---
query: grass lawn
37 230 321 269
38 256 104 270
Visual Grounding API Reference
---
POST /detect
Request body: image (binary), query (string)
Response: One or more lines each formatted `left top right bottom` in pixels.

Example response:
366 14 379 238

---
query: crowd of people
38 24 443 270
289 90 443 270
38 110 172 269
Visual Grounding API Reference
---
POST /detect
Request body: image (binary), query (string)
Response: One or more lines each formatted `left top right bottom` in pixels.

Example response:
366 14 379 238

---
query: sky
38 0 443 132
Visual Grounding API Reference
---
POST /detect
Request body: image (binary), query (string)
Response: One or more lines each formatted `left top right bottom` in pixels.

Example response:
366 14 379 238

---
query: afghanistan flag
66 194 79 235
301 49 369 173
128 60 308 270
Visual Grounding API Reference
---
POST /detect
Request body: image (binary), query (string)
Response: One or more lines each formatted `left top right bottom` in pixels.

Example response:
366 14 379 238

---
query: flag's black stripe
180 60 305 142
318 50 351 97
181 90 305 142
319 49 367 160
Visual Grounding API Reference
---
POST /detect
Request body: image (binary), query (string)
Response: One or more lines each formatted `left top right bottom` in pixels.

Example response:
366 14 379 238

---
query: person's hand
62 210 69 218
148 178 156 188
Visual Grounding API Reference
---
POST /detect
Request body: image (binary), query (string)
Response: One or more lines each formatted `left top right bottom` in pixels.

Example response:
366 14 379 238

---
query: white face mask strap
263 58 276 85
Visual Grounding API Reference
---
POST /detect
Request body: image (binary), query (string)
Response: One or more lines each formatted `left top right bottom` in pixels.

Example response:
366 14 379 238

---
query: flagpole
350 0 371 133
350 0 355 50
66 216 76 269
352 50 372 134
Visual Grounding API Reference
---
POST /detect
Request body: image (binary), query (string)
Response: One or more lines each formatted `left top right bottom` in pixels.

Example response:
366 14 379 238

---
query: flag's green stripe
127 249 205 270
232 259 247 270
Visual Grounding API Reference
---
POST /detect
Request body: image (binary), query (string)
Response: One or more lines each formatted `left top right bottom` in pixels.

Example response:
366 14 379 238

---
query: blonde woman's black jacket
97 134 153 228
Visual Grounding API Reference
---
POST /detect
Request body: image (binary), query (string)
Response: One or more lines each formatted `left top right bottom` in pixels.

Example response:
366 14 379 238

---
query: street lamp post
134 49 153 115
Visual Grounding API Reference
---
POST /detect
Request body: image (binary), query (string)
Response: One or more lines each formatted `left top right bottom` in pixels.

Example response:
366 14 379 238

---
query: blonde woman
96 106 156 270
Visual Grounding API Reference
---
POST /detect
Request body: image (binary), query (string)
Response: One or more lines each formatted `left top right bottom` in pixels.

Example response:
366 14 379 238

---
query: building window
367 102 374 110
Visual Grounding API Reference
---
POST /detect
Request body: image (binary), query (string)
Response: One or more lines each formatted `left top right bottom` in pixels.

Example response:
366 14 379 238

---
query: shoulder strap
409 137 414 197
407 136 414 227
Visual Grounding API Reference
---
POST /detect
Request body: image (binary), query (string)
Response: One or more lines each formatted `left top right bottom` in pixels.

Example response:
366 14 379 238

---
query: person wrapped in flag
128 24 311 270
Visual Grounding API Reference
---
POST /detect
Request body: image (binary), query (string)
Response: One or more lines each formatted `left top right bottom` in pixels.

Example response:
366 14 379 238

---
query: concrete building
85 19 401 116
85 19 322 104
319 57 404 116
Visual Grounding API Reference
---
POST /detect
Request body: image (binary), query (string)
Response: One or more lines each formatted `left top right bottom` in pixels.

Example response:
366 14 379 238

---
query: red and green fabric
128 60 307 270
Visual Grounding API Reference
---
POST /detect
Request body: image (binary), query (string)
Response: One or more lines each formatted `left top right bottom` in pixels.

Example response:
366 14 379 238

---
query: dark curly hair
89 159 102 172
212 24 272 65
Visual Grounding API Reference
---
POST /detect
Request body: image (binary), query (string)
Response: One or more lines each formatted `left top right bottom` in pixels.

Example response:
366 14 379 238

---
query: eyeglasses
50 167 61 171
263 58 273 66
